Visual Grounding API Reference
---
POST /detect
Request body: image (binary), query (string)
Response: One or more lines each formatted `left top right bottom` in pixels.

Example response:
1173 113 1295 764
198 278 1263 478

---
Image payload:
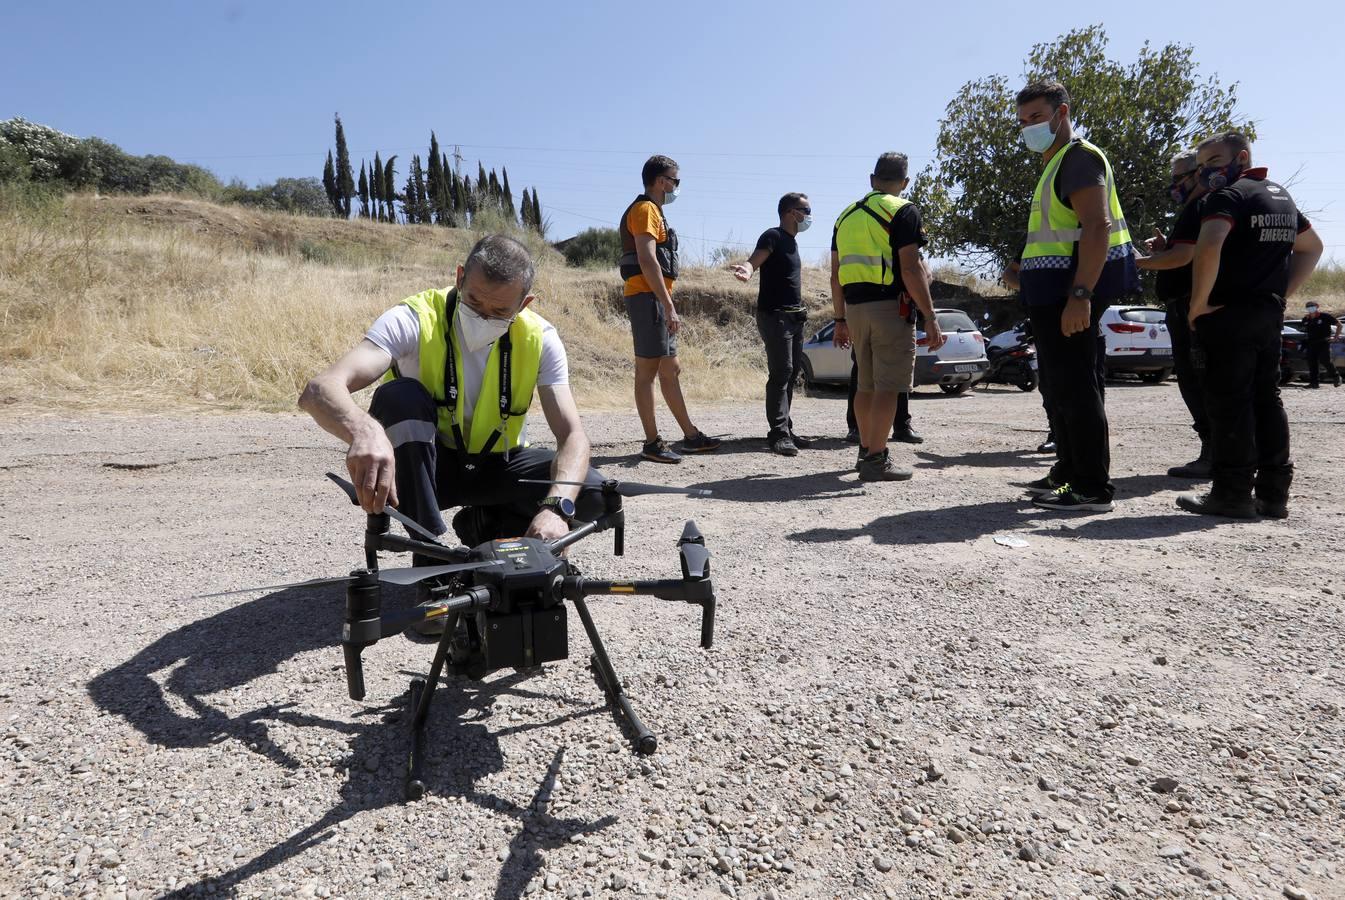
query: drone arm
379 585 493 637
563 578 716 649
374 531 469 563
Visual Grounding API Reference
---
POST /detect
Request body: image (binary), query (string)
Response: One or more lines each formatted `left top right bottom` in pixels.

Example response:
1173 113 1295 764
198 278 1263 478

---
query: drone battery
477 606 568 669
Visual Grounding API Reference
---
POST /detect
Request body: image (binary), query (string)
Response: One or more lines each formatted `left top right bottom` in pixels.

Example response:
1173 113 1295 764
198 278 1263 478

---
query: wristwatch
1069 285 1093 301
538 496 576 520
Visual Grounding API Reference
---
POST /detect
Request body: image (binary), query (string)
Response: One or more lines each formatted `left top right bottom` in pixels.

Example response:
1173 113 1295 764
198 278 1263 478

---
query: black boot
1176 491 1256 519
1167 446 1212 479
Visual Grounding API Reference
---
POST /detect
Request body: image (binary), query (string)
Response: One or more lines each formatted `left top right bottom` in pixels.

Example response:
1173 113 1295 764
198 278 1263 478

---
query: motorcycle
982 334 1039 392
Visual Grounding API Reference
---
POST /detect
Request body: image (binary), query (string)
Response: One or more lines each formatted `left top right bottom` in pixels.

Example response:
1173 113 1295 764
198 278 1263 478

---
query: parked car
1101 305 1172 382
800 308 990 394
1280 322 1345 384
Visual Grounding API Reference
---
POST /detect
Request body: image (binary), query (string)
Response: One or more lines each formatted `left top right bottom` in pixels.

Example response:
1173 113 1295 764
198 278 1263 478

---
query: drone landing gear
405 610 462 801
573 597 658 755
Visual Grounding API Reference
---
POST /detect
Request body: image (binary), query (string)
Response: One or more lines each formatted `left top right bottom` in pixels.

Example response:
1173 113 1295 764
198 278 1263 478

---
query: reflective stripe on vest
834 192 910 288
395 287 544 454
1022 139 1132 261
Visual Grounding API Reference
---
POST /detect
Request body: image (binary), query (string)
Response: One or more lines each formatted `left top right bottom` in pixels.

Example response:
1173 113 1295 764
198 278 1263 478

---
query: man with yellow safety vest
1014 81 1138 513
830 152 945 482
299 235 605 555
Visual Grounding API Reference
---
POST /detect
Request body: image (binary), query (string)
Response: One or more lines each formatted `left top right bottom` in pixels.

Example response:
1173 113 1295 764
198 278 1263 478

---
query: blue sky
4 0 1343 268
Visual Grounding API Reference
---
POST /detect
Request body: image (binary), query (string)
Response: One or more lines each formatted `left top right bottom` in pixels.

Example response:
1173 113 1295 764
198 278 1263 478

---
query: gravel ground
1 380 1343 900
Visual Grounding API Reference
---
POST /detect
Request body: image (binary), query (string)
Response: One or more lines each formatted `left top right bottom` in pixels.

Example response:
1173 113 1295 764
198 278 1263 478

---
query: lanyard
442 288 514 462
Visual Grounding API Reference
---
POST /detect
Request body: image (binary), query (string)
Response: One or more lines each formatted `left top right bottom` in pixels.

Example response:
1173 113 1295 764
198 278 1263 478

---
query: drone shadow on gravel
686 469 865 502
89 589 616 900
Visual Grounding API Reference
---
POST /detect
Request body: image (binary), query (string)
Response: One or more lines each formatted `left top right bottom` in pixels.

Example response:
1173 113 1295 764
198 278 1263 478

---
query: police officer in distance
1179 131 1325 519
1299 301 1342 388
1136 150 1212 478
1014 81 1139 513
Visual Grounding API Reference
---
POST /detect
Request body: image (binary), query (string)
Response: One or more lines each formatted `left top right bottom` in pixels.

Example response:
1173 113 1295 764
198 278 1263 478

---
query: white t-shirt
364 303 568 430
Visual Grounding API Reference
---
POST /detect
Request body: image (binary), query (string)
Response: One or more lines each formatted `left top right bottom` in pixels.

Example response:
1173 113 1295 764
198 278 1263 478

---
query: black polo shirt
1301 312 1340 343
1156 198 1204 301
753 227 802 312
1202 169 1311 305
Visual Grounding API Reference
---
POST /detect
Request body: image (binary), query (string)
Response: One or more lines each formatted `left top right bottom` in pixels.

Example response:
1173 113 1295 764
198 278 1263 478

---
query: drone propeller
325 472 444 542
519 478 713 498
191 559 502 599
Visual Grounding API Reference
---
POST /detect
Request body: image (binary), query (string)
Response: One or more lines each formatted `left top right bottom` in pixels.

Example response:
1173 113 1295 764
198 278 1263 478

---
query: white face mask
1020 110 1059 154
457 302 512 352
796 214 812 233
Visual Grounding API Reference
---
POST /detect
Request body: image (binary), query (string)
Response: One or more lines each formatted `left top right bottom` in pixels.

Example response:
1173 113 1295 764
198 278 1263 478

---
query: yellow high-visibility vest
1022 138 1132 267
834 191 910 289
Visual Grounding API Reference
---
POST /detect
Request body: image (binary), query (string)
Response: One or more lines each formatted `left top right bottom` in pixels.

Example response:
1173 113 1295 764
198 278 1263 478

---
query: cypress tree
488 169 501 210
372 151 383 221
530 188 543 234
463 177 476 217
519 188 532 229
383 155 398 223
322 150 340 216
357 162 369 219
409 155 431 224
501 167 516 219
334 114 355 217
477 162 488 199
427 132 446 225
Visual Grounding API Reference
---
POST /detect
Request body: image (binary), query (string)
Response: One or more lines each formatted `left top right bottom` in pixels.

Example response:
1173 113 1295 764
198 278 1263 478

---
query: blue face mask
1200 162 1243 191
663 187 679 205
796 214 812 233
1020 110 1060 154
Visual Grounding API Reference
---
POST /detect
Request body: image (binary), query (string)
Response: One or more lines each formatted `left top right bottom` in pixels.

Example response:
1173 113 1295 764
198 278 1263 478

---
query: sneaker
680 431 721 453
857 450 913 482
892 427 925 444
1255 498 1289 519
1167 457 1212 479
844 428 861 444
1032 483 1113 512
770 436 799 457
1175 491 1255 519
1021 473 1066 496
641 437 682 464
1035 438 1057 454
789 432 814 449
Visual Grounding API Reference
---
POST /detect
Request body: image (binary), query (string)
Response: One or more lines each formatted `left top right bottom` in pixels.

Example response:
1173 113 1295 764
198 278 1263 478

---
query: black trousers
1028 298 1112 499
368 378 605 542
845 357 912 434
1164 298 1210 445
757 309 806 440
1305 341 1338 387
1193 299 1293 502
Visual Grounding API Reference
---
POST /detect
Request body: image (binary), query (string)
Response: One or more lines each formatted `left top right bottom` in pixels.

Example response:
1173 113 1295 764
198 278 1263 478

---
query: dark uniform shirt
1156 198 1204 301
1201 168 1311 305
1301 312 1340 344
830 202 927 303
753 227 802 312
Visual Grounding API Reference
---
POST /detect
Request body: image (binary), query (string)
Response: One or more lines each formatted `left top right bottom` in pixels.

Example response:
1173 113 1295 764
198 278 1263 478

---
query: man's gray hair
463 234 536 297
1170 149 1198 173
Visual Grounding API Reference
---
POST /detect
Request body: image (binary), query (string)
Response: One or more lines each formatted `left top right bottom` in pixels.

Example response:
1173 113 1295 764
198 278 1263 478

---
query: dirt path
1 382 1342 900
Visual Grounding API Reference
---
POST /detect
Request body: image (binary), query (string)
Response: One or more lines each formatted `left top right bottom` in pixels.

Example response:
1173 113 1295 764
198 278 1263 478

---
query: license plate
1150 348 1172 356
954 364 980 373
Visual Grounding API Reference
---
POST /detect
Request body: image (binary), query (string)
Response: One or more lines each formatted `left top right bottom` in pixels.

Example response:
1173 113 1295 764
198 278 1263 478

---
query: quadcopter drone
203 472 716 801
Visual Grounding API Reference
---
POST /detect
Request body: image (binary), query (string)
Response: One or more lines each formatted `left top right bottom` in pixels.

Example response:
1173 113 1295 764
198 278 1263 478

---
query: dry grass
0 193 835 414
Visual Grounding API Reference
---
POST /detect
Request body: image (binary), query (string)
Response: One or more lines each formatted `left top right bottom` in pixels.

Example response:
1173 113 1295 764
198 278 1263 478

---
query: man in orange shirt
618 154 720 463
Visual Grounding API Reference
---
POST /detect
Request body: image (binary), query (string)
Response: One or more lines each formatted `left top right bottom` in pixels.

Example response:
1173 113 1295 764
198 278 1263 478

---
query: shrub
561 227 622 268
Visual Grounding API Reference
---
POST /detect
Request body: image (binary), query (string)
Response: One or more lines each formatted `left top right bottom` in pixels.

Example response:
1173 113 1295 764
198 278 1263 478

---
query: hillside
0 194 833 413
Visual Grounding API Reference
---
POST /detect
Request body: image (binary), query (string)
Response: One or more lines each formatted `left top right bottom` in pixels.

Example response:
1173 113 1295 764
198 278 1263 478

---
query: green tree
334 113 355 217
427 131 449 225
371 150 384 221
910 25 1253 272
382 155 398 222
519 187 532 229
560 227 622 268
357 162 370 219
321 150 340 215
530 188 544 237
477 162 488 199
501 166 516 220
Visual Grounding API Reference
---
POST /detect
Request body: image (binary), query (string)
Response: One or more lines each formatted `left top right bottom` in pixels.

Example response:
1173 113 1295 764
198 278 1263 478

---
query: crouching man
299 234 605 556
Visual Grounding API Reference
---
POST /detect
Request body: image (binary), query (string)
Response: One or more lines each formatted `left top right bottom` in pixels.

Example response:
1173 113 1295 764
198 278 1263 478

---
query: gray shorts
626 292 678 359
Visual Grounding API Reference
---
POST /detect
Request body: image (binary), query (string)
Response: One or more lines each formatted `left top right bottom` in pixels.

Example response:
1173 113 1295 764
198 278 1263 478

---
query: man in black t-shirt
732 192 812 455
1179 132 1324 519
1300 302 1342 388
1137 150 1211 477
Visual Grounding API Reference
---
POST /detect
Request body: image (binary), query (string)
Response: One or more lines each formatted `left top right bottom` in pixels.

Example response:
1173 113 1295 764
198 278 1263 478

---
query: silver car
801 308 990 394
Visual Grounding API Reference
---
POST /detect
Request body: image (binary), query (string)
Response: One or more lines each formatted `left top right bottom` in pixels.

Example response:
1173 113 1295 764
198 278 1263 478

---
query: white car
800 308 990 394
1100 305 1172 383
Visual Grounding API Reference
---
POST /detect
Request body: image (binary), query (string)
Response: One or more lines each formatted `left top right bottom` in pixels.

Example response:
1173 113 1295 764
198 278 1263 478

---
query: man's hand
346 421 398 513
664 302 681 335
1145 228 1168 254
1188 299 1223 330
832 320 851 348
730 263 753 282
1061 297 1092 337
525 508 569 542
924 319 947 352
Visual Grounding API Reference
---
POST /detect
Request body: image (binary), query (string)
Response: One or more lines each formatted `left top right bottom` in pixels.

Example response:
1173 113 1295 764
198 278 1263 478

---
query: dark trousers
757 309 806 439
1193 299 1293 502
846 357 912 434
1164 298 1210 445
1305 341 1338 387
368 378 605 543
1028 298 1112 499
